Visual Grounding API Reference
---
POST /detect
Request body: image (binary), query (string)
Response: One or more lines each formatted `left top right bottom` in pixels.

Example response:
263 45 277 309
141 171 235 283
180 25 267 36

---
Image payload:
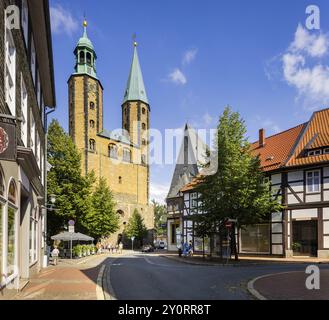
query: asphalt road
104 253 329 300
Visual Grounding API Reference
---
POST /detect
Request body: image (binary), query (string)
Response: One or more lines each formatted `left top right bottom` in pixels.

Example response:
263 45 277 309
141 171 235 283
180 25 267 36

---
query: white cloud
290 24 328 58
168 68 187 85
183 48 198 65
150 182 169 205
202 112 213 126
50 5 79 36
281 24 329 109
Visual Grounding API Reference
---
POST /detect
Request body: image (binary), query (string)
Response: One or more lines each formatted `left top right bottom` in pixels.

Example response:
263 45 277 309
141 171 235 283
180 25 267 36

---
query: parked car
159 241 166 249
142 245 154 253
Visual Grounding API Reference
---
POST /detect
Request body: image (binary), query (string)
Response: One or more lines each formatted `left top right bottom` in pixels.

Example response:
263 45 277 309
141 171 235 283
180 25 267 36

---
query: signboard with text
0 119 16 161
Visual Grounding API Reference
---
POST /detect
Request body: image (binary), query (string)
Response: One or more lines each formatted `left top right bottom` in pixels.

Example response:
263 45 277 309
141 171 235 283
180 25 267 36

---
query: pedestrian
107 243 112 254
119 242 123 254
178 241 183 257
188 241 194 257
51 246 60 266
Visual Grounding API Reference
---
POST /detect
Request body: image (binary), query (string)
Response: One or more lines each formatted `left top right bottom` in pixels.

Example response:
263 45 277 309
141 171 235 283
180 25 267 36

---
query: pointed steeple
123 42 149 105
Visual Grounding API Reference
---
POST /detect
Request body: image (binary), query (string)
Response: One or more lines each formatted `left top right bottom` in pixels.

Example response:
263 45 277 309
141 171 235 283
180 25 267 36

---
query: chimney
259 129 266 148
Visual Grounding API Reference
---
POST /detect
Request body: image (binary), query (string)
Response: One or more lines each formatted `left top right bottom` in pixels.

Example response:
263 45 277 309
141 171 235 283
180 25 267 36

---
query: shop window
29 207 38 265
240 224 270 254
8 181 17 205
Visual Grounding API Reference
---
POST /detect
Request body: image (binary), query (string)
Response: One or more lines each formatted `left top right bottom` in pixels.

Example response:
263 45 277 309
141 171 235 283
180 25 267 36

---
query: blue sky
50 0 329 203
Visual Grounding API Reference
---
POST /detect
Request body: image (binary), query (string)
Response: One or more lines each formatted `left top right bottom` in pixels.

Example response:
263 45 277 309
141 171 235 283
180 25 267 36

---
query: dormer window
308 149 322 157
324 148 329 154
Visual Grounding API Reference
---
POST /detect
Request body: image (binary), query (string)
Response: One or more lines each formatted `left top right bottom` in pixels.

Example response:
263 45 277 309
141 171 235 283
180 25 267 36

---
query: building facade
177 108 329 259
0 0 55 294
68 22 154 245
166 124 207 251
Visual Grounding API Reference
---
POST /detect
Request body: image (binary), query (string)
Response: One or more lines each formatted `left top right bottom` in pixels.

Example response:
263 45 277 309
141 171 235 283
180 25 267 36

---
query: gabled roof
167 124 208 200
286 108 329 167
123 45 149 105
250 124 306 172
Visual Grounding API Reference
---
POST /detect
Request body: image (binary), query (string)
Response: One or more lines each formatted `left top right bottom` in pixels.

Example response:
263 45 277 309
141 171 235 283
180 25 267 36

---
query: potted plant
91 245 96 255
82 245 87 257
292 242 302 252
86 245 91 256
74 245 82 258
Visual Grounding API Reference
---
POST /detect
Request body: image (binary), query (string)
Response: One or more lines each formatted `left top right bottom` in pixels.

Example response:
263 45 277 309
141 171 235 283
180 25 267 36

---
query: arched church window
117 210 124 217
90 102 95 110
90 120 95 129
123 148 131 163
141 155 146 165
86 52 92 65
89 139 96 152
79 51 85 64
142 107 146 115
118 176 122 184
142 123 146 130
109 144 118 159
142 139 147 146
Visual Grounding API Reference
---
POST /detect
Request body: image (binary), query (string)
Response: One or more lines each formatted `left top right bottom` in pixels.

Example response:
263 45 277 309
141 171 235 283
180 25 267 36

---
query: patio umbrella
51 232 94 259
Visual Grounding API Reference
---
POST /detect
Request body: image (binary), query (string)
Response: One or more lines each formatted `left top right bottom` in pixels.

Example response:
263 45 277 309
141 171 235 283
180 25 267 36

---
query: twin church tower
68 20 154 243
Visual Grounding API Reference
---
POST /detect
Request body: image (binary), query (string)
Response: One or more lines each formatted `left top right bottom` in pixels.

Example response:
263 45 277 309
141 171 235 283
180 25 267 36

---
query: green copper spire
74 19 97 78
123 42 149 105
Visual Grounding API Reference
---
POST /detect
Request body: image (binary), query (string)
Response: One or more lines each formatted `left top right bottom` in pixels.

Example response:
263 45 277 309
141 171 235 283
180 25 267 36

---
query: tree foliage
124 209 148 246
194 107 282 258
84 177 120 239
152 200 167 237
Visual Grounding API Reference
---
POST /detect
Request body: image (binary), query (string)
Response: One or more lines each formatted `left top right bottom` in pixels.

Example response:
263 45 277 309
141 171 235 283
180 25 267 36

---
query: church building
68 20 154 244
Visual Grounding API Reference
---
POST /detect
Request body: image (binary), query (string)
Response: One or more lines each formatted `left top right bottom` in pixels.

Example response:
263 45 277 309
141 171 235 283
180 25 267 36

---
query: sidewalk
249 270 329 300
161 252 329 266
8 251 133 300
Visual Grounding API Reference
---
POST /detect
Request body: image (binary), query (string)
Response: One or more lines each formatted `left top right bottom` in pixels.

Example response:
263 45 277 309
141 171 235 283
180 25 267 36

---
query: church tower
122 42 150 168
68 20 104 175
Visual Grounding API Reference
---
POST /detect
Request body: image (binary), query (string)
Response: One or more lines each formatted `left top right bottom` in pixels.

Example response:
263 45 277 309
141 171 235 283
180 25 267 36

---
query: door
292 220 318 257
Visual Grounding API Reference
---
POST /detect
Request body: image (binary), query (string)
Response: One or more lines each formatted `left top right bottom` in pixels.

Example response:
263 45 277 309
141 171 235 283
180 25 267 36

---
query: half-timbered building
179 108 329 258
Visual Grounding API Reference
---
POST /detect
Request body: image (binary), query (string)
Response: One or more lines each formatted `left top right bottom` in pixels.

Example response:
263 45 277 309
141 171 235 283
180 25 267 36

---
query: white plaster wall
289 181 304 193
288 171 303 182
324 221 329 235
324 167 329 177
305 194 321 203
323 208 329 220
272 245 283 255
291 208 318 219
272 212 282 222
184 193 189 201
288 194 301 204
271 174 282 185
272 223 283 233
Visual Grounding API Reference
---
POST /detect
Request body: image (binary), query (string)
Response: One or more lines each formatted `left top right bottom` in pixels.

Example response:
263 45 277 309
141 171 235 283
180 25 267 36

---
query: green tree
84 177 120 239
152 200 167 238
194 107 282 260
124 209 148 247
47 119 95 237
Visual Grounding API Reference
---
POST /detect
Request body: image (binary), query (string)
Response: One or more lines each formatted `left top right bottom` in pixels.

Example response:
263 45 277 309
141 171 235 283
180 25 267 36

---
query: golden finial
83 19 87 28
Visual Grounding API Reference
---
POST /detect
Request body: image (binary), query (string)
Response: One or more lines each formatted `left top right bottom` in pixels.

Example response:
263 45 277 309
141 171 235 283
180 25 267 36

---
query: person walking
119 242 123 254
188 241 194 257
51 246 60 266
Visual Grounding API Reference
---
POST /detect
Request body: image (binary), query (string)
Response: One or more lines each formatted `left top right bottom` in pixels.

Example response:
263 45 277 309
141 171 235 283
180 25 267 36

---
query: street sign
225 222 233 229
131 236 135 241
69 226 75 233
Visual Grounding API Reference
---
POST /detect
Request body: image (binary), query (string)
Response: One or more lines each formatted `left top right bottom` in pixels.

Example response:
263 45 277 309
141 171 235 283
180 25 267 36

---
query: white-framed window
29 207 38 265
324 148 329 154
21 75 28 147
306 170 321 193
30 110 35 153
5 28 16 116
30 36 36 84
21 0 29 45
308 150 322 157
191 192 198 209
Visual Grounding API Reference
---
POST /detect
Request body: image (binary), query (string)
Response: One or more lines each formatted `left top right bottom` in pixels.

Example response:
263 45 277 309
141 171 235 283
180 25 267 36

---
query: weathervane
132 33 138 47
